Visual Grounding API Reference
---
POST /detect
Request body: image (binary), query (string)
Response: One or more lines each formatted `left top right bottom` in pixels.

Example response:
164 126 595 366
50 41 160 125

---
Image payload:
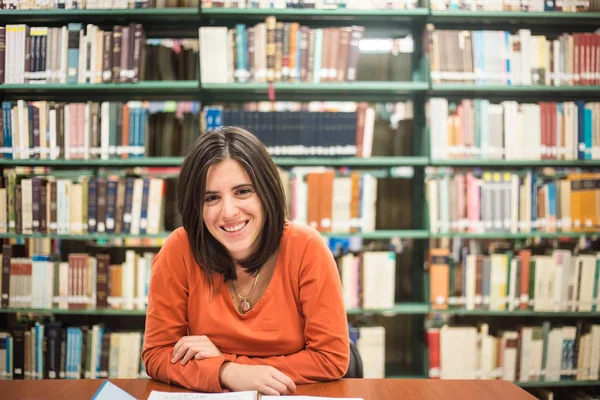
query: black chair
343 340 363 378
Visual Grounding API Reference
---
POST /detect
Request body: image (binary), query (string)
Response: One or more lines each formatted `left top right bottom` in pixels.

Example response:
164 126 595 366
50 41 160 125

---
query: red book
427 328 441 379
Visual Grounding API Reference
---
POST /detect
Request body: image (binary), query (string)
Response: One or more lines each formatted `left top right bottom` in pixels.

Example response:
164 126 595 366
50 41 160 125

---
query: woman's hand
171 335 223 365
219 363 296 395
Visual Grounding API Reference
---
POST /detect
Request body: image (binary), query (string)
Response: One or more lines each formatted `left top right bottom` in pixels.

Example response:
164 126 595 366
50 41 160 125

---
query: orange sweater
142 222 349 392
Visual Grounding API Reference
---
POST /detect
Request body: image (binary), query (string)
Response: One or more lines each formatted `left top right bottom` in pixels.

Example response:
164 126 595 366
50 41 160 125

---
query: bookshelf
2 2 600 396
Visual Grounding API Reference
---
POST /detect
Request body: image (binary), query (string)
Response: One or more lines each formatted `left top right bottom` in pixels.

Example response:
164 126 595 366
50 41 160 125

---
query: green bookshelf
0 81 200 100
0 230 427 241
0 156 428 168
0 307 147 316
201 82 428 101
430 10 600 25
0 303 429 316
429 84 600 98
517 380 600 388
430 232 599 239
430 309 600 317
5 4 600 389
201 7 429 22
273 156 429 167
0 232 171 240
323 230 429 239
346 302 429 315
0 8 199 23
430 160 600 167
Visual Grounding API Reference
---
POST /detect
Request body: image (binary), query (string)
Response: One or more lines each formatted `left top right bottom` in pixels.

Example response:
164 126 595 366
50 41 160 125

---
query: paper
147 391 363 400
148 391 258 400
265 397 363 400
92 380 137 400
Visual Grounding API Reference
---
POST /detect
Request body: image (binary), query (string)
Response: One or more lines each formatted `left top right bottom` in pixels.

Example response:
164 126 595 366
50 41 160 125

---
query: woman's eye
204 195 219 203
237 188 253 196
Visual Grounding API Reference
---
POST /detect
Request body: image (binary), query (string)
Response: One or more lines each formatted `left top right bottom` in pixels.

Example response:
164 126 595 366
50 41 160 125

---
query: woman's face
202 159 265 262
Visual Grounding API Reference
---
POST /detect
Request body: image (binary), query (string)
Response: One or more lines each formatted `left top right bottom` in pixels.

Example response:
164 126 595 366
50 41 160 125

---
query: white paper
147 391 363 400
147 391 257 400
265 397 363 400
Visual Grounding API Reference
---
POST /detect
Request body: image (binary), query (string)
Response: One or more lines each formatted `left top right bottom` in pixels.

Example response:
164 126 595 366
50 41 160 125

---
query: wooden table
0 378 536 400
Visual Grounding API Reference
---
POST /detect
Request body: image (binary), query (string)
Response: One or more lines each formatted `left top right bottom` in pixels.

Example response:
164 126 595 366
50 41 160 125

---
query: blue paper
91 380 137 400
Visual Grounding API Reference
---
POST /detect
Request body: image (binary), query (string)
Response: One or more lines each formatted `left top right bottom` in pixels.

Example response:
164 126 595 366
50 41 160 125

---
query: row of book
428 99 600 161
426 170 600 234
427 28 600 87
202 0 418 9
200 22 362 84
428 247 600 312
337 251 396 310
200 22 414 84
1 99 410 160
2 0 197 8
427 323 600 382
280 169 378 233
0 324 145 380
1 101 150 160
1 23 147 84
204 101 412 157
1 247 155 310
0 173 167 235
430 0 599 11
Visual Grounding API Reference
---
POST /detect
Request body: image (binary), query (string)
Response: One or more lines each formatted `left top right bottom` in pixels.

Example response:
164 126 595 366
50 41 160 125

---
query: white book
129 178 144 235
576 254 596 311
122 250 136 310
552 250 571 311
136 257 146 310
440 326 478 379
21 179 33 234
60 26 69 83
357 326 385 379
17 100 30 159
146 178 164 234
331 177 351 233
100 102 110 160
362 252 395 309
429 98 448 160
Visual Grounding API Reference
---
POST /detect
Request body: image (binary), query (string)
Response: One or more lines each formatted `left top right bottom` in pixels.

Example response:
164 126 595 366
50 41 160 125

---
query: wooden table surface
0 378 536 400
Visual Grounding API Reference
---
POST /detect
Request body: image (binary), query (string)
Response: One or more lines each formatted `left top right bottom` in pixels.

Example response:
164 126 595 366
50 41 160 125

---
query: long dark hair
177 126 286 290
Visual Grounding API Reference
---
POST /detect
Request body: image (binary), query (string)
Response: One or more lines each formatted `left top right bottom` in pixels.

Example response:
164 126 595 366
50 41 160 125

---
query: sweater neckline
220 223 289 318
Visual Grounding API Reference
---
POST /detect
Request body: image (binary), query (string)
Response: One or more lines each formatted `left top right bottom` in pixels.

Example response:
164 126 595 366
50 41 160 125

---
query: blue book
66 24 82 84
547 182 557 228
576 101 585 160
584 106 592 160
139 178 150 234
235 24 247 83
2 102 13 159
530 171 537 231
313 29 323 83
87 177 98 233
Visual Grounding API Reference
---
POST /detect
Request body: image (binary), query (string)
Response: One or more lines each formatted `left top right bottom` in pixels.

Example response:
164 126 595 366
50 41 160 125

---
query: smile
221 221 248 233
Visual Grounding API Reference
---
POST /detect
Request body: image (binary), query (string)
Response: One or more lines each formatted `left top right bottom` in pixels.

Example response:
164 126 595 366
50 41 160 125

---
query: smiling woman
141 126 350 395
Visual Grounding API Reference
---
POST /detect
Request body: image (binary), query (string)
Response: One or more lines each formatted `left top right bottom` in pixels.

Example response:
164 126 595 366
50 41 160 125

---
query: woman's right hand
219 363 296 395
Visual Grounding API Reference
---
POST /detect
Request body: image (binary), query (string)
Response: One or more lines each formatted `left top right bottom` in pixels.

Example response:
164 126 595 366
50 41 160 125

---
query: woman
142 126 350 395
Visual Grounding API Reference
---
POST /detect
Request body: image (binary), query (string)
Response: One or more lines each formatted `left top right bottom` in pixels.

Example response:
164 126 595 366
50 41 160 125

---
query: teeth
223 222 246 232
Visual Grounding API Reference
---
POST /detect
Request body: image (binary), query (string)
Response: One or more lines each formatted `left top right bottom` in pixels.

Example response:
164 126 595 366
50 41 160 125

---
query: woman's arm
141 233 228 392
219 232 350 384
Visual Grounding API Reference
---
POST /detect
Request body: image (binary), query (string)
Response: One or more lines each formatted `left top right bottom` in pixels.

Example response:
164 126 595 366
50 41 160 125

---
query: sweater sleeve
141 232 228 392
226 231 350 384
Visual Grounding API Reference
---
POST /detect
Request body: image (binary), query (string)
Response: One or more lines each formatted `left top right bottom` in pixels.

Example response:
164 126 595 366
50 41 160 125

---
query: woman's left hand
172 335 223 365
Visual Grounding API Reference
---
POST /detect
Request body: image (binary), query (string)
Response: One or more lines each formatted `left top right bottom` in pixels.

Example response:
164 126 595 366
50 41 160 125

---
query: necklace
233 272 260 314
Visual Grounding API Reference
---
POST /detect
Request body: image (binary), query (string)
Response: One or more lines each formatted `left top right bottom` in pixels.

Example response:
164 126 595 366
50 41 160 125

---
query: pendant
239 298 251 313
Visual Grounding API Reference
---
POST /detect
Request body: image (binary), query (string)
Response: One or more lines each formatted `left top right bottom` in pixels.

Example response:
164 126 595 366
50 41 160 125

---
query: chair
343 340 363 378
